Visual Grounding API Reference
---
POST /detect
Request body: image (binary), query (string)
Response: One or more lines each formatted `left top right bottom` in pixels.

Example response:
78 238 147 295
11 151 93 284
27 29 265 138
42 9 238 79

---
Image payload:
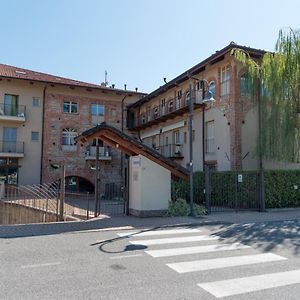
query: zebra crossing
116 227 300 298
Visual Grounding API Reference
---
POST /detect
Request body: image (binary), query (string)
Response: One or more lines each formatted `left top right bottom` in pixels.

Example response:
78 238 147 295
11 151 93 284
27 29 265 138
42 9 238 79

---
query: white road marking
167 253 287 273
117 228 201 237
146 243 251 258
130 235 218 246
198 269 300 298
21 262 61 269
110 254 144 259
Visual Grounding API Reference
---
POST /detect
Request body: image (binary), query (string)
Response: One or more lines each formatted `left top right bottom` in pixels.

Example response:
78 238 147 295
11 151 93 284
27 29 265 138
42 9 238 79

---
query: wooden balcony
129 92 204 130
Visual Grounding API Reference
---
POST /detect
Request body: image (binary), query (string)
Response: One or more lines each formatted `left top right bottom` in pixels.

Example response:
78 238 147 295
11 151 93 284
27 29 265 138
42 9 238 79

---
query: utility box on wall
129 155 171 217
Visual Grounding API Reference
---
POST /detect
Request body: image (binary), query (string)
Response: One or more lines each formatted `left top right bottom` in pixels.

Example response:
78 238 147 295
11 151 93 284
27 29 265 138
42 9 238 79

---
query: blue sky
0 0 299 93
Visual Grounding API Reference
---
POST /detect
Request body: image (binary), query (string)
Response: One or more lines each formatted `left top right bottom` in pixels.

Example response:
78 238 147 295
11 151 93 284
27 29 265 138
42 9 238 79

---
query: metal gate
206 170 260 212
94 160 129 216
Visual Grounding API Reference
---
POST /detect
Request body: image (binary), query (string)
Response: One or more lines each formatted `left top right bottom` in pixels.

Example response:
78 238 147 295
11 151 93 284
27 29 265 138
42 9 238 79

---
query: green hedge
171 172 204 205
265 170 300 208
171 170 300 209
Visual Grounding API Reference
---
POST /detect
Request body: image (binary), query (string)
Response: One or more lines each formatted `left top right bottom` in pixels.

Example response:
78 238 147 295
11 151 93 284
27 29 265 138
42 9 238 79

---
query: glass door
4 94 18 116
3 127 17 152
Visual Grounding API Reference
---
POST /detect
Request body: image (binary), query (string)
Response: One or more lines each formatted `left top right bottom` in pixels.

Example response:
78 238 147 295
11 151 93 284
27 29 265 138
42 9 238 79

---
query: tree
232 28 300 163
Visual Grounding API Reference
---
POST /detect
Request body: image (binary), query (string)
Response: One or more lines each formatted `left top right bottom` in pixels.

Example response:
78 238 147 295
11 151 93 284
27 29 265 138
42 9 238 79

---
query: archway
65 176 94 193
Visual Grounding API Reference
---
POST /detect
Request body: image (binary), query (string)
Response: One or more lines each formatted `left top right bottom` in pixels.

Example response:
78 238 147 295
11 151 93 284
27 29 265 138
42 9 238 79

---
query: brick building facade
0 63 144 188
126 43 267 172
42 86 143 192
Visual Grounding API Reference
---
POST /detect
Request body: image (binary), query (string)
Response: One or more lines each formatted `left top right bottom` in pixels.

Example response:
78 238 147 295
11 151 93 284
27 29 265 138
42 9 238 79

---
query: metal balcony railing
0 103 26 118
0 141 24 154
85 145 111 158
156 144 183 159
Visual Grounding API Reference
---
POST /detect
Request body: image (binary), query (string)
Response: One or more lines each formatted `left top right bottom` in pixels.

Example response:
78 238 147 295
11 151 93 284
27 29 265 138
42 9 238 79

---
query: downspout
120 94 128 214
40 84 48 184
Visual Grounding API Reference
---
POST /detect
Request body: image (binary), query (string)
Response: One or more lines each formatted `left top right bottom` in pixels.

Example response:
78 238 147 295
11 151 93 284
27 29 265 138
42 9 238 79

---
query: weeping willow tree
232 28 300 163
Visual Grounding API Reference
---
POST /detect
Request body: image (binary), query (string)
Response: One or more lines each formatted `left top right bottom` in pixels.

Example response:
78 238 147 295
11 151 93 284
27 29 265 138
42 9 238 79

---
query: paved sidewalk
0 209 299 238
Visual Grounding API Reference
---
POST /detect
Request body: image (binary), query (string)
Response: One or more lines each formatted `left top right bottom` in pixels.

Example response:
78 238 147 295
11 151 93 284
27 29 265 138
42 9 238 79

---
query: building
0 63 144 189
127 42 299 172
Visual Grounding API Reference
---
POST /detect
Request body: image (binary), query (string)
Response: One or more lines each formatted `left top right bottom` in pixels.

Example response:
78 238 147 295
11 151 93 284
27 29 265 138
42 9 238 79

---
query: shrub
166 198 206 217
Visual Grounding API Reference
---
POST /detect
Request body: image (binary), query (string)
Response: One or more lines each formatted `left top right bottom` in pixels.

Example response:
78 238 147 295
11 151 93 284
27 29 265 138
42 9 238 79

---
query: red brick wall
41 87 140 190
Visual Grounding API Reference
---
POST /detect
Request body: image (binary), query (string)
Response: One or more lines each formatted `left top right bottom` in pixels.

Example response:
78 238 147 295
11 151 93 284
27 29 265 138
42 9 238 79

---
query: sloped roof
0 63 145 95
76 122 189 180
129 42 266 108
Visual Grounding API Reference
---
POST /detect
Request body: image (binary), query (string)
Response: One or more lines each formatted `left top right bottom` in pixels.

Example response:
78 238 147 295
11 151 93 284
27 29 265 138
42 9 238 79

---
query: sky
0 0 299 93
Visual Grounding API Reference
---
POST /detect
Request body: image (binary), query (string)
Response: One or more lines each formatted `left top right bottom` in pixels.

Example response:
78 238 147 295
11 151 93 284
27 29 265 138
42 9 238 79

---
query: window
63 101 78 113
32 97 40 107
3 127 18 152
221 66 231 97
91 104 105 125
173 130 180 144
4 94 18 116
91 138 104 147
161 98 166 107
208 81 216 98
31 131 39 141
62 128 77 151
206 121 215 153
177 90 182 99
91 104 104 116
240 73 251 95
196 81 202 91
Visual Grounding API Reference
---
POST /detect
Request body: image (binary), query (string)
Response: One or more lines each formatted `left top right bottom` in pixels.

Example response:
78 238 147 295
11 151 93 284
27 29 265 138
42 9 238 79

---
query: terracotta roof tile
0 63 145 95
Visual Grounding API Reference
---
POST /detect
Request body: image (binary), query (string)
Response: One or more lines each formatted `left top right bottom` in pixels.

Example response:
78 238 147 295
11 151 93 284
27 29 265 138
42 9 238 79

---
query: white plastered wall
129 155 170 213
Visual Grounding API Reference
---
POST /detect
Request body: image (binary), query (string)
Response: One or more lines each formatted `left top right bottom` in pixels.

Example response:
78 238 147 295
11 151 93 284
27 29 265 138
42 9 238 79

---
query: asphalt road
1 220 300 300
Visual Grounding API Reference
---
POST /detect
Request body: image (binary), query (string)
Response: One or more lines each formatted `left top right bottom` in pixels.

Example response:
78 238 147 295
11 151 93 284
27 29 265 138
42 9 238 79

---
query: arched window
61 128 77 152
62 128 77 145
208 81 216 98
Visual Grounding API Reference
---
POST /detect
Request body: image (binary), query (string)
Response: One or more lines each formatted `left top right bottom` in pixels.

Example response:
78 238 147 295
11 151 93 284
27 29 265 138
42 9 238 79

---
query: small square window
31 132 39 141
32 97 40 107
64 101 78 113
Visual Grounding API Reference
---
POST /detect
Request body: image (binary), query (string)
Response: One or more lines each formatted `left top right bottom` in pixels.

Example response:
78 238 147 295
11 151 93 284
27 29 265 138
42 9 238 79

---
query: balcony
156 144 184 160
0 141 25 157
0 103 26 123
85 145 112 161
129 91 203 130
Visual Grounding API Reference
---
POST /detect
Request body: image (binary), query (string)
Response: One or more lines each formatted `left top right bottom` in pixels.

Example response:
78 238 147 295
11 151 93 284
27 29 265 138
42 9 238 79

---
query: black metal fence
171 170 261 213
0 183 60 225
207 171 260 212
100 182 126 216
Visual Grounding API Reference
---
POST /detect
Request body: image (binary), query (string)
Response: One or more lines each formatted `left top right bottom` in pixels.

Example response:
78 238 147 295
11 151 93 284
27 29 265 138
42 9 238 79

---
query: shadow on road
211 220 300 255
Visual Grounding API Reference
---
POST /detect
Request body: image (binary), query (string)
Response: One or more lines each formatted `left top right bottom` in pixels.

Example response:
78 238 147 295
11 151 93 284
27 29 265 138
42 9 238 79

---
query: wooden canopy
76 122 188 180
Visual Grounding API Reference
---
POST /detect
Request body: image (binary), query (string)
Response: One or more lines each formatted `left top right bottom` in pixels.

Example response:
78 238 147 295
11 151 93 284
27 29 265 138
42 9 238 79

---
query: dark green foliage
171 172 204 205
265 170 300 208
166 198 206 216
172 170 300 209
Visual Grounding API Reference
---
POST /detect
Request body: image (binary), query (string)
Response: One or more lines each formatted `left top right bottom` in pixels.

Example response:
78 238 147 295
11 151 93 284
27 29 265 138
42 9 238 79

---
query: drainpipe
120 94 127 214
40 84 48 184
